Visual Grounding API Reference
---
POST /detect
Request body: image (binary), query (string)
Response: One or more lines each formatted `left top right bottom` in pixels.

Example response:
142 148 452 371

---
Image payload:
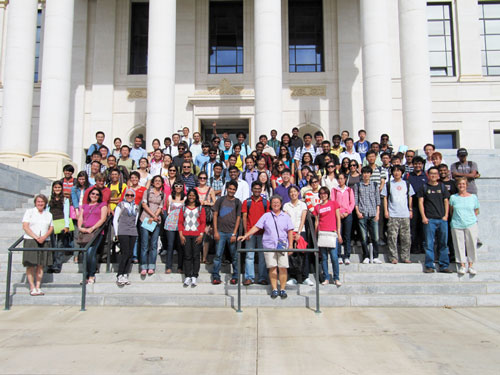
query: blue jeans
424 219 450 269
212 232 238 281
320 240 339 281
166 230 182 270
86 234 103 278
140 223 160 271
359 216 379 259
244 234 268 282
340 214 353 259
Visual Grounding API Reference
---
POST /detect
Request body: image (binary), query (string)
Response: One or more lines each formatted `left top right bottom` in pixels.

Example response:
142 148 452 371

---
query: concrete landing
0 306 499 374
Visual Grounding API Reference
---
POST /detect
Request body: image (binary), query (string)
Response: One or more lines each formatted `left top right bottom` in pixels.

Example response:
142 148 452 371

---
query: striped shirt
353 181 380 217
293 145 317 165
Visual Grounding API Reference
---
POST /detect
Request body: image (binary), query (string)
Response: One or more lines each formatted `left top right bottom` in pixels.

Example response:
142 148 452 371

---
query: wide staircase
1 151 500 309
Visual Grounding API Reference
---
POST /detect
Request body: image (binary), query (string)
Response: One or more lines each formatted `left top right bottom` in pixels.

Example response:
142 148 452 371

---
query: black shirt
417 183 450 219
441 180 458 196
290 136 303 150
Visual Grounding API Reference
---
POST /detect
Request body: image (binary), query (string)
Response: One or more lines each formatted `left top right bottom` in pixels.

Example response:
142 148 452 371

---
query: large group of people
21 123 481 299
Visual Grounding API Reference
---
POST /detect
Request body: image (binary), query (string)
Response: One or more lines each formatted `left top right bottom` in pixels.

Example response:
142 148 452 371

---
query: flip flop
30 289 40 296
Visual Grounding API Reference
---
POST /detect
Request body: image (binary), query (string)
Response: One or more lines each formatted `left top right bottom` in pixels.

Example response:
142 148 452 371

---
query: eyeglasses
125 194 134 197
178 148 185 151
199 177 207 180
90 192 100 196
349 164 358 167
327 165 335 168
209 152 217 155
182 166 191 169
213 140 220 143
169 169 176 172
311 180 319 184
278 164 284 167
343 161 349 164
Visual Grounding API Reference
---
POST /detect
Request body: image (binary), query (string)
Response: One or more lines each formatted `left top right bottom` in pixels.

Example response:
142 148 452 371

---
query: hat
457 148 468 157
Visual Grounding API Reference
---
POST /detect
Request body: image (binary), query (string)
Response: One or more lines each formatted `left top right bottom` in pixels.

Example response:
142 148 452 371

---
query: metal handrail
235 211 321 314
4 216 112 311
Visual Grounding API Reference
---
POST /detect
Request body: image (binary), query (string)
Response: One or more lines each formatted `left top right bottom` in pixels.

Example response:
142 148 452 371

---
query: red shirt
313 200 340 232
61 177 74 196
241 196 269 232
83 186 111 205
178 206 206 236
119 186 147 205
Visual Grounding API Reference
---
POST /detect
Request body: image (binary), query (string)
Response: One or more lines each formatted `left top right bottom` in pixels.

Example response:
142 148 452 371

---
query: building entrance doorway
200 118 251 146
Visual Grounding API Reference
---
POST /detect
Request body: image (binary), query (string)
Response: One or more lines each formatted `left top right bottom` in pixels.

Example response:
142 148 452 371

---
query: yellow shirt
108 182 124 212
235 154 244 172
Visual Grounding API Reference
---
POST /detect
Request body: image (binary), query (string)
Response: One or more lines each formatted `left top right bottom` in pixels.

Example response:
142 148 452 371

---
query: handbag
204 205 213 225
272 215 287 251
70 206 77 220
53 218 75 234
317 231 337 248
76 231 94 246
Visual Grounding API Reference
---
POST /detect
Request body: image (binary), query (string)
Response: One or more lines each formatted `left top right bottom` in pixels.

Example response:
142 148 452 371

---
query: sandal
87 277 95 284
147 269 155 275
30 289 39 296
37 288 45 295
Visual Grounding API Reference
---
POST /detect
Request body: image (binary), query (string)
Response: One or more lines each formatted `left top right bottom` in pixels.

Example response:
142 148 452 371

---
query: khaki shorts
264 251 289 268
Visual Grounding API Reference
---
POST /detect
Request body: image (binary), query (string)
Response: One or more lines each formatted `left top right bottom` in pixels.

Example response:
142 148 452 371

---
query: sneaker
334 280 342 287
439 268 453 274
230 278 237 285
286 278 297 286
372 258 383 264
362 258 370 264
321 280 329 285
302 278 315 286
243 279 253 286
344 258 351 265
468 267 477 275
339 258 344 265
280 290 288 299
123 275 131 285
424 267 435 273
271 289 279 299
212 279 222 285
457 266 466 275
183 277 191 287
191 277 197 287
116 275 124 286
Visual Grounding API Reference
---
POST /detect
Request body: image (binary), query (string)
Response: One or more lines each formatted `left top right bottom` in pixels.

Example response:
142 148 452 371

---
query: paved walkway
0 306 499 374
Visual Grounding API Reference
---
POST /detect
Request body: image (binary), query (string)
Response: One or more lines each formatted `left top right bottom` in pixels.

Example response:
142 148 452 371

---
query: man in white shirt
222 166 250 201
294 133 317 170
181 126 193 148
170 133 181 158
259 134 277 157
339 137 362 165
189 132 203 161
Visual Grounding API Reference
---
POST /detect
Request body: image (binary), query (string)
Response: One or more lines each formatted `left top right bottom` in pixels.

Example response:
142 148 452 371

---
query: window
209 1 243 74
479 2 500 76
433 131 457 149
494 130 500 148
427 3 455 77
288 0 324 72
34 10 42 82
129 2 149 75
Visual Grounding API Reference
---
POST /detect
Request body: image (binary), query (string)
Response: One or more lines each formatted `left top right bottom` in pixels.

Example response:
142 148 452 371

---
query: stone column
0 1 8 83
360 0 393 141
0 0 38 157
398 0 433 149
36 0 75 158
147 0 176 150
254 0 282 137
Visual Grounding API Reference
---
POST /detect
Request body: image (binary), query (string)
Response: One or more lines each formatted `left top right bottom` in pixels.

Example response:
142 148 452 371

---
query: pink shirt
313 200 340 232
331 186 355 215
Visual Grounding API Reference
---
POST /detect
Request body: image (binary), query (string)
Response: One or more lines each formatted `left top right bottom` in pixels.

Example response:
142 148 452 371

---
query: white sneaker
372 258 383 264
339 258 344 264
362 258 370 264
344 258 351 265
191 277 197 287
468 267 477 275
457 266 466 275
286 278 298 286
302 278 315 286
116 275 124 286
183 277 191 287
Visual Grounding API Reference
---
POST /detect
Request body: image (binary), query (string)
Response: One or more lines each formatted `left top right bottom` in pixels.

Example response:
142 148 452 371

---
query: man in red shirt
83 173 111 205
242 181 270 285
60 164 75 198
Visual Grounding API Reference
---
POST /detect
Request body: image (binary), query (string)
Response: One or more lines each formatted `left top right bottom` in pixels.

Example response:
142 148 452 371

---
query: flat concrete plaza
0 306 499 375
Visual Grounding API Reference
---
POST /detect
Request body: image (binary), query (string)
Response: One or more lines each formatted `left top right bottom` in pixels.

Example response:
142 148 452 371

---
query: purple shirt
255 211 294 249
274 184 300 204
243 169 259 188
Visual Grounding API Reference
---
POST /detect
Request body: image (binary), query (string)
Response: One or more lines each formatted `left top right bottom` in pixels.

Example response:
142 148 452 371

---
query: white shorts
264 252 289 268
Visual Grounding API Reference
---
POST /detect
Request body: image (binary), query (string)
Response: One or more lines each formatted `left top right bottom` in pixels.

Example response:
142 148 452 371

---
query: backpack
246 197 269 213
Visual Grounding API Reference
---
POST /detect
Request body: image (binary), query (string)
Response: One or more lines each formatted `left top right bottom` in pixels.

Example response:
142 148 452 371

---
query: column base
0 153 75 180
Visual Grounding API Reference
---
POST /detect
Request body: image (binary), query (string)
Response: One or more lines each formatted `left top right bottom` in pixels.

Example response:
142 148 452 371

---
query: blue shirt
195 153 210 168
130 147 147 164
274 184 299 205
449 194 479 229
354 140 371 161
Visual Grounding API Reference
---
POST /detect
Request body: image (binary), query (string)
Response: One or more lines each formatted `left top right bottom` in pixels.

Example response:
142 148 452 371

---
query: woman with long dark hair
258 171 273 200
48 181 72 273
164 180 186 273
277 145 295 176
179 189 206 287
195 171 216 264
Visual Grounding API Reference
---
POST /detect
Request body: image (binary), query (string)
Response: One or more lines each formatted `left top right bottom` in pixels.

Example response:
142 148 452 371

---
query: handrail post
106 221 112 273
4 250 13 310
315 250 321 314
236 249 242 313
81 249 87 311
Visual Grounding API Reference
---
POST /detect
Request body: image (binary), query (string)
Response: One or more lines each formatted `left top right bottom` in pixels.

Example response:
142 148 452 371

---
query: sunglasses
199 177 207 180
183 166 191 168
125 194 134 197
169 169 176 172
350 164 358 167
90 192 100 196
209 152 217 154
327 165 335 168
174 184 183 188
311 180 319 184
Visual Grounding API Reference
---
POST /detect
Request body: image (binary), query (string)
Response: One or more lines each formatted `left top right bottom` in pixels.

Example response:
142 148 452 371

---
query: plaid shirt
354 181 380 217
208 176 225 196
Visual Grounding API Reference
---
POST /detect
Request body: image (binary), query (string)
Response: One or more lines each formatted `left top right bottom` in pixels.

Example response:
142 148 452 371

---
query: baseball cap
457 148 468 156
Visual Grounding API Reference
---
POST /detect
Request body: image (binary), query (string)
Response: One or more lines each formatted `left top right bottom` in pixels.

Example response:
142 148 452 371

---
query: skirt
22 239 53 267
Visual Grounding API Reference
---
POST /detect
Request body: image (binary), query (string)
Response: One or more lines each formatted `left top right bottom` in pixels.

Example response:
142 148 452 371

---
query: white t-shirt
221 179 250 201
22 208 53 240
283 200 307 232
339 150 362 165
381 180 415 218
190 143 203 161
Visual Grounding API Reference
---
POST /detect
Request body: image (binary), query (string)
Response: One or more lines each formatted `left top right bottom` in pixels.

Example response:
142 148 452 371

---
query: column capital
0 1 8 9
